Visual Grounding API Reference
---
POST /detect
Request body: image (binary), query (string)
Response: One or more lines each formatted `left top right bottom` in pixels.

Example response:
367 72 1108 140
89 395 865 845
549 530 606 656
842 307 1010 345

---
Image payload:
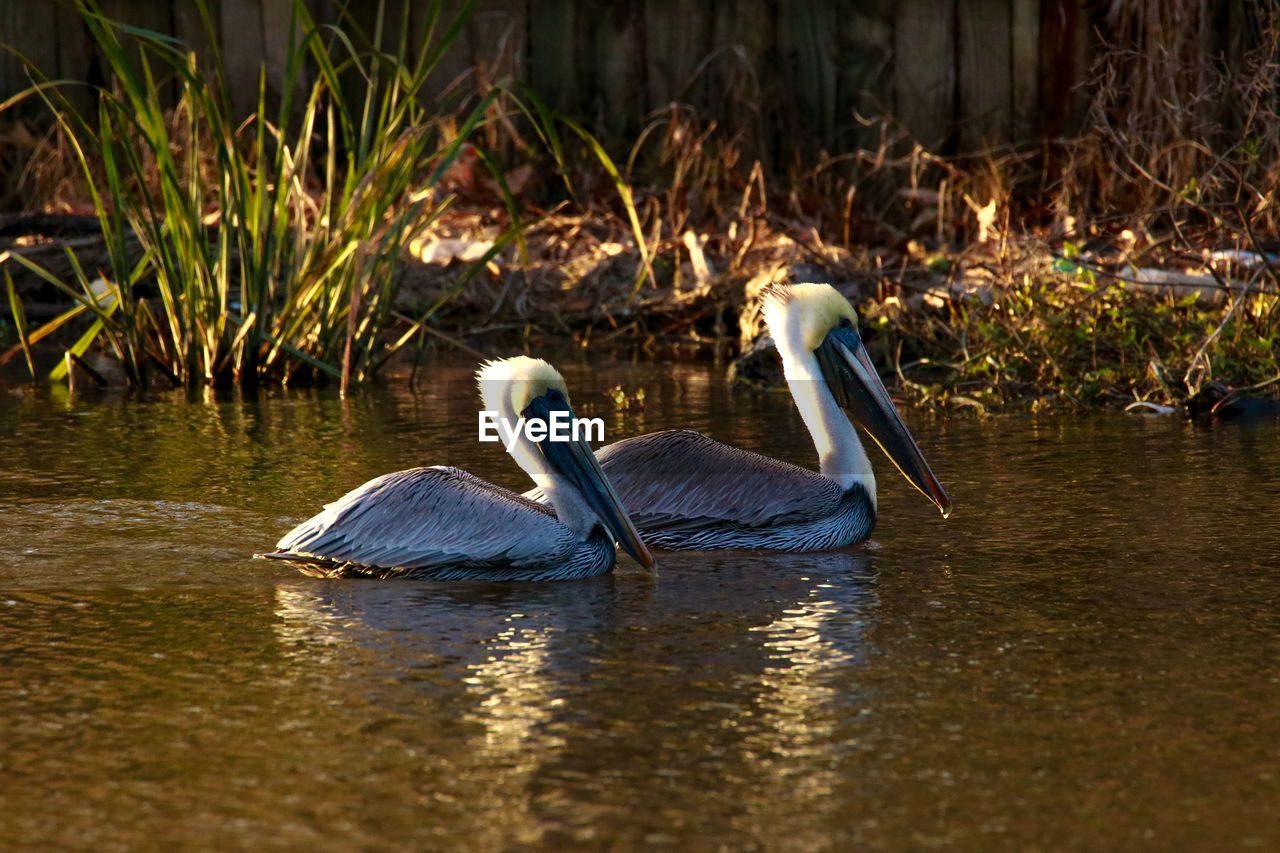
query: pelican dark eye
547 389 565 403
839 316 854 329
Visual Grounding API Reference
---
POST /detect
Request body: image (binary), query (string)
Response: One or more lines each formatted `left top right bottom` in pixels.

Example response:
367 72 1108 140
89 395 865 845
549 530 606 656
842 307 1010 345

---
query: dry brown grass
1062 0 1280 230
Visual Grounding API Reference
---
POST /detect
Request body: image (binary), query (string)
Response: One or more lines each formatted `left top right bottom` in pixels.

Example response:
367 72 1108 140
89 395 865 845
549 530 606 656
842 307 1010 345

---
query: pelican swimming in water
259 356 654 580
531 283 950 550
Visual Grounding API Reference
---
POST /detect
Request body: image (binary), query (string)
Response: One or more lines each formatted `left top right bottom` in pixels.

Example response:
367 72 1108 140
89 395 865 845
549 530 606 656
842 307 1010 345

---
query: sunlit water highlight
1 359 1279 849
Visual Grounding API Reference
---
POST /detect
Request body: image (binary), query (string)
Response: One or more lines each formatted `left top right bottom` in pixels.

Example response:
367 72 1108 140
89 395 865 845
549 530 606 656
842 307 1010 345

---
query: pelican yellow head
760 283 859 352
477 356 573 421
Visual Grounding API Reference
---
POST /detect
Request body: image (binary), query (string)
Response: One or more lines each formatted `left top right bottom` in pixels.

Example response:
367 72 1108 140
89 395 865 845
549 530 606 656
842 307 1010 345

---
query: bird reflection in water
461 617 563 755
736 550 878 841
267 551 881 844
270 581 604 760
269 579 617 845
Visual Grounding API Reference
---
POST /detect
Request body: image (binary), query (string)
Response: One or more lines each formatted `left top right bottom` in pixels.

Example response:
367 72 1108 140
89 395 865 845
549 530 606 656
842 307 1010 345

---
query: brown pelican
531 283 950 550
259 356 654 580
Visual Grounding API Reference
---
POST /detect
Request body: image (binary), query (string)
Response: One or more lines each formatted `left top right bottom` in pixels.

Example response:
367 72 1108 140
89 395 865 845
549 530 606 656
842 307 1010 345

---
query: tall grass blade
559 116 656 293
4 269 36 379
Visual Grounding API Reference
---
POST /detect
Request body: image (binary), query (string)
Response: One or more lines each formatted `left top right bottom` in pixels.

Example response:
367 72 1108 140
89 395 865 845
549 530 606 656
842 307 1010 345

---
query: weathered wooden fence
1 1 1095 155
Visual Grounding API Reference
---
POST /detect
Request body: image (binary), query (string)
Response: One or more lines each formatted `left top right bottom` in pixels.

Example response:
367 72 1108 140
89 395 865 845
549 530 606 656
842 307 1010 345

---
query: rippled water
2 359 1279 850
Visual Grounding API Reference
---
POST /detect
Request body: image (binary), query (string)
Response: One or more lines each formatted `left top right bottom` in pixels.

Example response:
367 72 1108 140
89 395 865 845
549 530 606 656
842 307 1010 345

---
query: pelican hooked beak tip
932 484 953 519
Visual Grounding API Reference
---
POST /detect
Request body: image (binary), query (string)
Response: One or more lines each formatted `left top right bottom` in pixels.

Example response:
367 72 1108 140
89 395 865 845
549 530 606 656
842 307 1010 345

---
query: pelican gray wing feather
592 430 846 529
526 429 849 531
266 466 590 577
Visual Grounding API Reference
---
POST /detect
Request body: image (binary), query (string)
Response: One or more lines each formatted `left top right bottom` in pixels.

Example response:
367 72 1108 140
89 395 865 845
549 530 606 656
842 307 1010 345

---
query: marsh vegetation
0 0 1277 411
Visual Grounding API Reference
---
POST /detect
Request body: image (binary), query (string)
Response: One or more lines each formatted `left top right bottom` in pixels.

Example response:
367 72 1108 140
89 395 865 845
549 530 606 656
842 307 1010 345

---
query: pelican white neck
761 286 877 505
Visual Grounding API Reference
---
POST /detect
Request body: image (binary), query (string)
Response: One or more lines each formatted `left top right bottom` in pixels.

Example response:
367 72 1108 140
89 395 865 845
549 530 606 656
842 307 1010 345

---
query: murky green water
2 359 1279 850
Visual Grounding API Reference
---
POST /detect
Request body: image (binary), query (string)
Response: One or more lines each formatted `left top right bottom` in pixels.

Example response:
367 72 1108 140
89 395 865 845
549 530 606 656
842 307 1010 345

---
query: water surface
2 360 1278 850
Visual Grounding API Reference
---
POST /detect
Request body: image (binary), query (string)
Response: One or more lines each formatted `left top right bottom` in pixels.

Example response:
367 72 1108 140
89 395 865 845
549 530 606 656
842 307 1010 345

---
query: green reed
7 0 523 388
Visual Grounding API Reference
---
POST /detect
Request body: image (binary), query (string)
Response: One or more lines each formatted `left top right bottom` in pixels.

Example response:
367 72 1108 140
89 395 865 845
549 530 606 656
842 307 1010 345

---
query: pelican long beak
523 395 656 569
815 326 952 516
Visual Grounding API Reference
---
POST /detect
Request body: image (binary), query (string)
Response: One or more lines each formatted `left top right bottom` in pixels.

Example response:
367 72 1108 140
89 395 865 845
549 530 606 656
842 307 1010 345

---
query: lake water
2 358 1279 850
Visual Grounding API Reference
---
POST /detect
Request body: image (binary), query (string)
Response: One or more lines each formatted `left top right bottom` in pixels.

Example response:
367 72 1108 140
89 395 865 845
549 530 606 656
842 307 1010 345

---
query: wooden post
1011 0 1040 141
173 0 220 79
834 3 894 153
894 0 957 150
710 0 772 153
219 0 267 116
643 0 712 109
1037 0 1081 141
957 0 1012 150
0 2 60 116
777 0 840 150
528 0 577 111
588 0 645 139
